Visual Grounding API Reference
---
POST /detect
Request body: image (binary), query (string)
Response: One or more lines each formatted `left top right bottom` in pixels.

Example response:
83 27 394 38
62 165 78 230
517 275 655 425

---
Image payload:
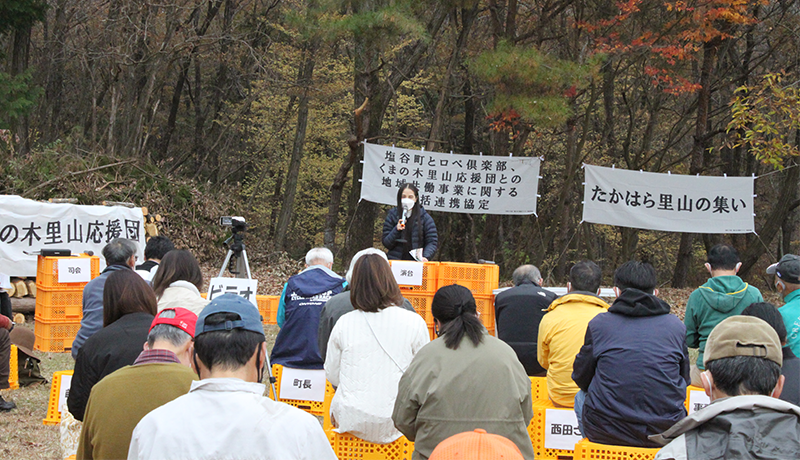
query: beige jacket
392 333 535 460
157 281 209 316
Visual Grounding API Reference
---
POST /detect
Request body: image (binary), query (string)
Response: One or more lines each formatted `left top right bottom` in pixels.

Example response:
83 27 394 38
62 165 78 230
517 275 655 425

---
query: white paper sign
687 388 711 414
279 367 326 402
58 374 73 415
0 195 145 276
544 408 583 450
56 258 92 283
207 277 259 308
391 261 424 286
582 165 755 233
0 273 10 290
361 143 541 215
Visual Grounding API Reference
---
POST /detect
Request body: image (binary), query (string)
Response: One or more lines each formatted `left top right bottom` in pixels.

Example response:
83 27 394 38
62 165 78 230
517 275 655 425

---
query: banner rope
755 163 799 179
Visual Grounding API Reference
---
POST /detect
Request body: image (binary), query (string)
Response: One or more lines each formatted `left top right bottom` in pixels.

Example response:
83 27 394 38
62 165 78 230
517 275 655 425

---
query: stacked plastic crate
34 254 100 353
389 261 440 340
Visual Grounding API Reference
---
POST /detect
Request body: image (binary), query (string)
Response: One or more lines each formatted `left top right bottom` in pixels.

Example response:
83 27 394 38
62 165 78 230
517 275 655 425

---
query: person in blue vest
270 247 347 369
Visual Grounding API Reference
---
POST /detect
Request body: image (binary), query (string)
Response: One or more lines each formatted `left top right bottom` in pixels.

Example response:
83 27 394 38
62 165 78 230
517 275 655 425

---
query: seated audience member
0 314 15 411
73 238 138 359
653 316 800 459
271 247 346 369
429 429 524 460
495 264 556 376
537 260 609 406
393 285 535 460
69 270 157 421
135 236 175 281
768 254 800 355
684 244 763 386
151 250 209 316
325 254 429 443
573 261 689 447
318 248 416 360
77 308 198 460
742 302 800 406
128 294 336 460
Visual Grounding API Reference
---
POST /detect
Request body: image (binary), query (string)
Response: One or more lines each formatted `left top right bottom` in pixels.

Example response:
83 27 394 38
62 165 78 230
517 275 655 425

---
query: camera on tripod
220 216 248 232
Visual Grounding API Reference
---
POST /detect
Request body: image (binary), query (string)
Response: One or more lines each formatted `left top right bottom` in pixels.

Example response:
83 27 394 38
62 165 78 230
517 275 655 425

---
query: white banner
360 143 541 215
582 165 755 233
0 195 146 277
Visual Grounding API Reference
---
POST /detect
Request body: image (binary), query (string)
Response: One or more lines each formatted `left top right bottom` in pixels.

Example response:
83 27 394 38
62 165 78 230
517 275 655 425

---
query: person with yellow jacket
537 261 609 407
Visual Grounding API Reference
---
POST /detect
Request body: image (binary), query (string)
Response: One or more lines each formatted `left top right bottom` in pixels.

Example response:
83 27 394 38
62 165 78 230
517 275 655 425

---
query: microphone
399 205 411 227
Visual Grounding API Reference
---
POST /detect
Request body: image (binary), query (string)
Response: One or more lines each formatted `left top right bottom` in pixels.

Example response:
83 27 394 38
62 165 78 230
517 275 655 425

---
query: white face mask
401 198 416 211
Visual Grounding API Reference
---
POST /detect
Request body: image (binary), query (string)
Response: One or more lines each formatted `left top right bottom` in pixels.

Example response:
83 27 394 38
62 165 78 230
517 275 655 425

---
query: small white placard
58 374 73 414
544 408 583 450
0 273 10 290
687 388 711 414
57 258 92 283
207 277 258 308
391 261 424 286
279 367 326 402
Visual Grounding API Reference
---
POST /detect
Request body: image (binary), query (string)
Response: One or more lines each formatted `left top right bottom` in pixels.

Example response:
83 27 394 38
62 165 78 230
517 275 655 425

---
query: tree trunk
11 26 32 155
275 41 318 250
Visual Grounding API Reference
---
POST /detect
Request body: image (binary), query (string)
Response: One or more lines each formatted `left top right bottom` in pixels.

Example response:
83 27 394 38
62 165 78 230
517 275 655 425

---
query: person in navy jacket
382 183 438 261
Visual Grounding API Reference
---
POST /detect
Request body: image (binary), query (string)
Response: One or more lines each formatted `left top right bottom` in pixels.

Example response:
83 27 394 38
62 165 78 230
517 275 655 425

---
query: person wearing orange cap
429 429 524 460
77 308 199 460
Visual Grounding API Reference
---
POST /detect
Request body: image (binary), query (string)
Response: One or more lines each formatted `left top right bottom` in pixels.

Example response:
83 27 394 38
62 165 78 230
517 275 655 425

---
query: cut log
24 280 36 298
11 280 27 298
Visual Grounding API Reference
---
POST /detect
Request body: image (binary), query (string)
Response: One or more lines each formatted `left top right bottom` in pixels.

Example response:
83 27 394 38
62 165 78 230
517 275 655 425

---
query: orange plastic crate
34 320 81 353
34 288 83 322
269 364 329 417
528 399 576 460
437 262 499 296
403 293 435 325
573 438 658 460
391 261 439 293
530 376 547 400
474 294 495 330
43 370 73 425
8 345 18 390
36 254 100 290
257 295 280 325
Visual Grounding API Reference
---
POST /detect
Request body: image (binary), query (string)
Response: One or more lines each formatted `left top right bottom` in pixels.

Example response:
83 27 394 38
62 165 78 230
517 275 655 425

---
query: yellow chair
322 375 415 459
530 376 547 400
269 364 330 417
43 370 73 425
527 398 578 459
573 438 659 460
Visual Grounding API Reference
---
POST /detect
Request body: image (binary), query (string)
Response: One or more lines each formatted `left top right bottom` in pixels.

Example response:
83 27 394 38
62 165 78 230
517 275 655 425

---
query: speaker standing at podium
382 183 438 261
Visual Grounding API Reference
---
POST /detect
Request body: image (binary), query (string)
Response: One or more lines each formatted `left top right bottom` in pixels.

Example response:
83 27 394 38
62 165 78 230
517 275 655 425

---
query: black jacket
382 207 438 260
68 312 154 421
573 289 689 447
781 346 800 406
494 282 557 376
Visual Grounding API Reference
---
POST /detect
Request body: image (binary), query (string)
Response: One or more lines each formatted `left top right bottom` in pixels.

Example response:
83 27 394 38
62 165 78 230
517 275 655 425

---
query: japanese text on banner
582 165 755 234
0 195 146 276
360 143 541 215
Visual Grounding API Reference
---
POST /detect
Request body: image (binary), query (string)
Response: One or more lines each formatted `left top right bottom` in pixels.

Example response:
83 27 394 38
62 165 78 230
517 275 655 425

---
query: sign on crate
391 261 424 286
57 374 72 416
544 408 583 450
207 278 258 308
279 368 326 402
687 388 711 414
56 258 92 283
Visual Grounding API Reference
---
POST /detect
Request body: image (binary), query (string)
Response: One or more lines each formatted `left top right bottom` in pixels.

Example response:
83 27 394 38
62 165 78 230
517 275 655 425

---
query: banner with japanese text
0 195 146 276
582 165 755 233
360 143 541 215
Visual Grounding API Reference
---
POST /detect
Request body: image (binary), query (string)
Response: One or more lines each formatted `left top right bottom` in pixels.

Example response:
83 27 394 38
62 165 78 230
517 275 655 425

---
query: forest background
1 0 799 289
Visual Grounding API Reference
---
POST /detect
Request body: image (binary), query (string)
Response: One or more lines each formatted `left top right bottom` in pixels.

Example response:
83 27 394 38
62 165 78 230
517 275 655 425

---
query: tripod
216 226 277 398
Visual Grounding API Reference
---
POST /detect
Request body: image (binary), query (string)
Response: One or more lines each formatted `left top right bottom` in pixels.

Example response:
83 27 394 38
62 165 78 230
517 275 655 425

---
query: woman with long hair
68 269 158 422
325 253 429 443
382 183 438 261
392 284 536 460
151 250 208 316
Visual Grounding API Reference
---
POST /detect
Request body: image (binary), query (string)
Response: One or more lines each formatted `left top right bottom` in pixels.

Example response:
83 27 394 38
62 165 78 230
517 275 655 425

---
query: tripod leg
240 249 253 279
218 250 235 278
263 346 277 400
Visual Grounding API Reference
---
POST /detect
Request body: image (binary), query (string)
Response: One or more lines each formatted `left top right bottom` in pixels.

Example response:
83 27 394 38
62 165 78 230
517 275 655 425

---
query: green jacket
392 333 535 460
685 275 763 369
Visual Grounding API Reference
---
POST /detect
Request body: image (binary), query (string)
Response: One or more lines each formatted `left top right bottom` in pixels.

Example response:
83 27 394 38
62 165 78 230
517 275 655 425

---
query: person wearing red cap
77 308 199 460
